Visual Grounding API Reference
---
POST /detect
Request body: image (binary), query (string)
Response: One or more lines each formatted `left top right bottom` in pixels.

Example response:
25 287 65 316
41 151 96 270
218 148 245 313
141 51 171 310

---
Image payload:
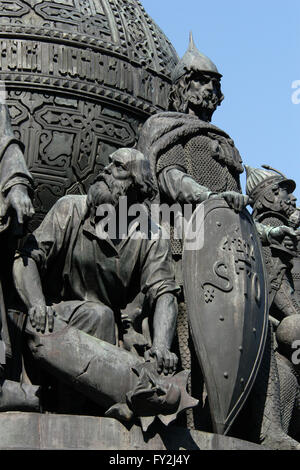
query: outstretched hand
144 345 178 376
6 185 35 224
268 226 298 251
28 305 56 334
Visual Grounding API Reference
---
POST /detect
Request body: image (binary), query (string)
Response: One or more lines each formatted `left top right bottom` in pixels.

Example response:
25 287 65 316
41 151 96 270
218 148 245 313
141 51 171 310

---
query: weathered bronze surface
137 31 300 449
0 0 299 452
12 148 198 429
183 199 268 435
0 412 265 450
246 165 300 440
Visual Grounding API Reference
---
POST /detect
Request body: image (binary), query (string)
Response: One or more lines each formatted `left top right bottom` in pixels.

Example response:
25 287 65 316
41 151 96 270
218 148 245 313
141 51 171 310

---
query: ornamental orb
0 0 178 227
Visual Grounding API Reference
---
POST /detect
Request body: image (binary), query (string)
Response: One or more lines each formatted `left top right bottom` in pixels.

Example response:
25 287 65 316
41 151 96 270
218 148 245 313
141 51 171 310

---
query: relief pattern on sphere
0 0 178 227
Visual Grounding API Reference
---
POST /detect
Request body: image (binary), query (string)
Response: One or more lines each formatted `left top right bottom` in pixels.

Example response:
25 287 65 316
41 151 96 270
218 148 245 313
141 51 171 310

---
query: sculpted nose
104 163 112 174
289 195 297 206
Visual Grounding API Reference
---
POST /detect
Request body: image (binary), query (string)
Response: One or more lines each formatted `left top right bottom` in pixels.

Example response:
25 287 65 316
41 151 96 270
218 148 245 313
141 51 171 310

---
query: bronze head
169 33 224 121
87 148 156 216
245 165 299 228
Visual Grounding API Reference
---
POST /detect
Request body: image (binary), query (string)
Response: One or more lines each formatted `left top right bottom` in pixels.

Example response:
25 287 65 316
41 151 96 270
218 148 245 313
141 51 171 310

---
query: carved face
266 183 300 228
87 151 134 211
273 184 297 215
87 148 155 214
186 72 222 118
104 150 133 181
103 148 155 203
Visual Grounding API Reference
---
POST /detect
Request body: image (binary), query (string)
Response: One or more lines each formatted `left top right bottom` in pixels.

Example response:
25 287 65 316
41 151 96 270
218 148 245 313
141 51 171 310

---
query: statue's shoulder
51 194 87 219
140 112 171 136
142 112 231 137
139 112 198 149
143 111 190 127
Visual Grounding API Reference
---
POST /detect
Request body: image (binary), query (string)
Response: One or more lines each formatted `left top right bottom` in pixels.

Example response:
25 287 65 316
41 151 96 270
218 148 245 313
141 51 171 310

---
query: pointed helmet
245 164 296 200
171 32 222 84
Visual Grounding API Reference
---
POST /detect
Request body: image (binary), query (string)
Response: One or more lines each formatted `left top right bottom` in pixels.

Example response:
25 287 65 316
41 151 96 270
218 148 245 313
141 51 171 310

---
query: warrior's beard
87 172 133 214
279 198 297 218
187 90 219 114
288 208 300 229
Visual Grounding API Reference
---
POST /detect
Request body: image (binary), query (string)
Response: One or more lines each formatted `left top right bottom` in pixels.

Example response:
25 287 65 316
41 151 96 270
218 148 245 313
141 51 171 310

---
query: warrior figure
246 165 300 321
246 165 300 440
137 34 299 449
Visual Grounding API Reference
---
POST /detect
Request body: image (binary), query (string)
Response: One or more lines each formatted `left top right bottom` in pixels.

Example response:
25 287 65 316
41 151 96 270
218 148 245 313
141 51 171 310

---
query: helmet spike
262 164 287 179
188 31 195 52
171 33 222 83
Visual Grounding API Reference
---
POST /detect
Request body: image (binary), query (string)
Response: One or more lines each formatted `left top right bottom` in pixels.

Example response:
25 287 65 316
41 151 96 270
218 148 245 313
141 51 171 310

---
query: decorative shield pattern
183 198 269 435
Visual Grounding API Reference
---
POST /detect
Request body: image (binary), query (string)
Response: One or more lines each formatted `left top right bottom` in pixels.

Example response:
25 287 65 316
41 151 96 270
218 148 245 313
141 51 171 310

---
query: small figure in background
246 164 300 441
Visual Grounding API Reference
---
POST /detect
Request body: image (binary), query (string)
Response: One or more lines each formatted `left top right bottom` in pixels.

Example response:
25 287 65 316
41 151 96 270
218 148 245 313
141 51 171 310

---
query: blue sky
142 0 300 201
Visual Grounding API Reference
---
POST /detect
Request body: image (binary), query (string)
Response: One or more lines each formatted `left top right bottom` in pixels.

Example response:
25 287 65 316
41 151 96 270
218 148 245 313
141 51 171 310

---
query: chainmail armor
156 144 185 175
157 135 241 194
157 134 242 256
292 257 300 306
177 302 194 429
275 352 300 438
185 135 241 193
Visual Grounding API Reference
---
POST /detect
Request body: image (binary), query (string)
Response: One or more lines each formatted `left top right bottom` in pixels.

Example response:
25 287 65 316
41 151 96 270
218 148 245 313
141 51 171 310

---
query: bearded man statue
10 148 201 424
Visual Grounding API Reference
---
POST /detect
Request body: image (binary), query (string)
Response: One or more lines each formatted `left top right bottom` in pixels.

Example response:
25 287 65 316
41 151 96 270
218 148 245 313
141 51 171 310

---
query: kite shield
183 198 268 435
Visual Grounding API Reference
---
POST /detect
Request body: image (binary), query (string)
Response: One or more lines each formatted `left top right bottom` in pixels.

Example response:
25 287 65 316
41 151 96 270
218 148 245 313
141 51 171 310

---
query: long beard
279 199 297 218
87 173 132 213
187 90 219 113
288 208 300 229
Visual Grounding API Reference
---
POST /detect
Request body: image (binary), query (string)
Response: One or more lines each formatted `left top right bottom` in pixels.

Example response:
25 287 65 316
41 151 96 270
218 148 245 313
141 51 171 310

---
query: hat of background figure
171 32 222 84
245 164 296 200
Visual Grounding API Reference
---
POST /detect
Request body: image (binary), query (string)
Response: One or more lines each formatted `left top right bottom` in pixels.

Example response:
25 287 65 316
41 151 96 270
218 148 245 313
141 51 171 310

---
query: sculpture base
0 412 263 450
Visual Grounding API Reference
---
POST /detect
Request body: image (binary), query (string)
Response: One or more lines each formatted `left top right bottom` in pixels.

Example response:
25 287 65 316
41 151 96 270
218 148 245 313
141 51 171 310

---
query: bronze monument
0 0 298 451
